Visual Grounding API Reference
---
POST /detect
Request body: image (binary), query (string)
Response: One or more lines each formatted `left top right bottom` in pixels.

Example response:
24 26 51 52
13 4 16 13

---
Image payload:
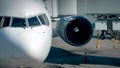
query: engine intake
57 16 93 46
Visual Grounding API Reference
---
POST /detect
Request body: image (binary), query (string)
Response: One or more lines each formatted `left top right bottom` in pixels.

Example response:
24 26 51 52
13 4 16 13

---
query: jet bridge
87 13 120 39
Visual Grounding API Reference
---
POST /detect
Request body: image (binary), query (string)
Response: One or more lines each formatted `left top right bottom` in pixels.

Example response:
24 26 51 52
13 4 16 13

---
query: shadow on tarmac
45 46 120 67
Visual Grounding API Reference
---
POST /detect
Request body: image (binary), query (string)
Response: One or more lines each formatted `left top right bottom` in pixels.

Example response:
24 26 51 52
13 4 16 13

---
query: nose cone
15 31 51 62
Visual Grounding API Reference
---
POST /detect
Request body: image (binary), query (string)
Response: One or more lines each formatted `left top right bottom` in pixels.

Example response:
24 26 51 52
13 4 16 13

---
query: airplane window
12 18 26 27
38 14 49 25
0 16 10 27
28 17 40 26
0 16 2 21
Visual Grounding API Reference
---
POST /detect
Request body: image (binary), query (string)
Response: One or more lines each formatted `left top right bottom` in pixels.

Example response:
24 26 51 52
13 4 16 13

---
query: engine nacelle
57 16 93 46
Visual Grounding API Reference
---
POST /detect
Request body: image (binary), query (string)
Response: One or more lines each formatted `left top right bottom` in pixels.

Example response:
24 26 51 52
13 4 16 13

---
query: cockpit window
12 18 26 27
0 17 2 21
0 16 10 28
28 16 40 26
38 14 49 25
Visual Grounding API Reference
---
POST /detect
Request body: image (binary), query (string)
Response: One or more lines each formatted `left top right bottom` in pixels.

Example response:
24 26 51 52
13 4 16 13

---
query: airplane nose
15 31 51 62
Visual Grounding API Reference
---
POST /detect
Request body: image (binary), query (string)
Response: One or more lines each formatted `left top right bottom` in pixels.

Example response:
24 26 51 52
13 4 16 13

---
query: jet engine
57 16 93 46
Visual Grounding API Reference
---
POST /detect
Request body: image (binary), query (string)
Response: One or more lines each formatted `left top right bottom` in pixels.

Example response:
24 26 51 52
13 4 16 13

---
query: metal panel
113 21 120 30
77 0 87 16
86 0 120 13
95 21 107 30
58 0 77 16
52 0 58 17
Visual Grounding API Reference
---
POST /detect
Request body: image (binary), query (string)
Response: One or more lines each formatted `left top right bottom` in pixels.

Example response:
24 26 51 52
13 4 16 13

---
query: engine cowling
57 16 93 46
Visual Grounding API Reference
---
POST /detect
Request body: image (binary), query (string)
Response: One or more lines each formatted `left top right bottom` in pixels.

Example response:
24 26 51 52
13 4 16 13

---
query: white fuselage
0 0 52 68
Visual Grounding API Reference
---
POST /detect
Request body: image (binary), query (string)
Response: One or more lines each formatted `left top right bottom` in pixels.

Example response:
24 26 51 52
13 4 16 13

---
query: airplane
0 0 93 68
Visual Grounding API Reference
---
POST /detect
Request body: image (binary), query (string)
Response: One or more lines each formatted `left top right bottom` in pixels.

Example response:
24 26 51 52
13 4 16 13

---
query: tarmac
41 21 120 68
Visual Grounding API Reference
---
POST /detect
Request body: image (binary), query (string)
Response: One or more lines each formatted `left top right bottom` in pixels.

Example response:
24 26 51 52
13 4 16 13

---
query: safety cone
83 49 88 62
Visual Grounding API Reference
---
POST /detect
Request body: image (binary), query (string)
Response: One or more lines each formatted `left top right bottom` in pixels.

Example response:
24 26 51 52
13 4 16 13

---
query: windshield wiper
0 17 5 28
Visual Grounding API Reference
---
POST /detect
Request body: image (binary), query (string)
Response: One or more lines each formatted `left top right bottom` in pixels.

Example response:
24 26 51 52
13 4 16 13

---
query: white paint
0 0 52 67
0 0 46 17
